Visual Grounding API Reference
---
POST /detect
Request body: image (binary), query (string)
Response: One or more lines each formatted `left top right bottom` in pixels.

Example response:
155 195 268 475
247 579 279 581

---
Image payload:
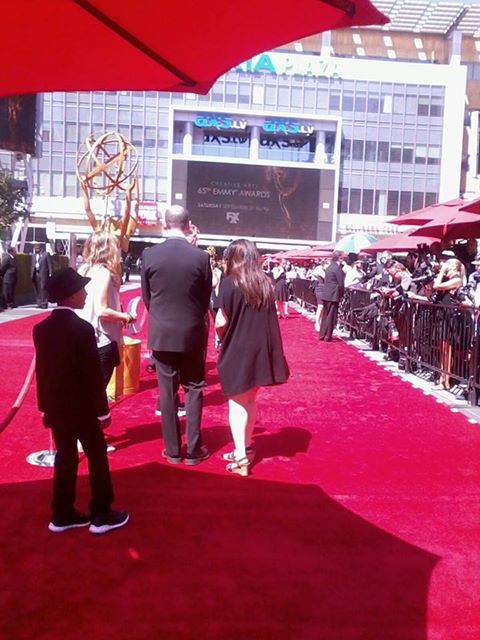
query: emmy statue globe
76 130 139 252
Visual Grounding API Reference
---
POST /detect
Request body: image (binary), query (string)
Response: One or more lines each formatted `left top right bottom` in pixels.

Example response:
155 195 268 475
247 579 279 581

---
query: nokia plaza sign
234 52 340 80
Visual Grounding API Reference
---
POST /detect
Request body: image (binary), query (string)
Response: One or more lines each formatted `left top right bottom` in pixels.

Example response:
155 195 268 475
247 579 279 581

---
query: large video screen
186 161 319 240
0 94 38 156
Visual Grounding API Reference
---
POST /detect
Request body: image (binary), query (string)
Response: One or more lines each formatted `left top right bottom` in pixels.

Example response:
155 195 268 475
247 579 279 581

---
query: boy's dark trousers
51 419 114 518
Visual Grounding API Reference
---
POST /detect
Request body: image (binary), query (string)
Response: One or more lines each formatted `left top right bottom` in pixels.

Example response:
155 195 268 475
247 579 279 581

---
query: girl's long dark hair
223 239 274 309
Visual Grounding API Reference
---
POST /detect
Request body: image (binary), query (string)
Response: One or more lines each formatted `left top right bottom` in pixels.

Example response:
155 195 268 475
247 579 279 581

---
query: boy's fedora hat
47 267 90 303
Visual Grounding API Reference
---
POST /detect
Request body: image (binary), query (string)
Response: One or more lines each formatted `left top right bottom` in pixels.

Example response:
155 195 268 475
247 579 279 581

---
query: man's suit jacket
33 309 109 431
321 262 345 302
141 236 212 352
0 254 17 283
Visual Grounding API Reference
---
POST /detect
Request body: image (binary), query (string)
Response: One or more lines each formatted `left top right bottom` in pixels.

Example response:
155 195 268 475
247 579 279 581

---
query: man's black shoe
185 446 210 466
89 510 129 535
162 449 182 464
48 510 90 532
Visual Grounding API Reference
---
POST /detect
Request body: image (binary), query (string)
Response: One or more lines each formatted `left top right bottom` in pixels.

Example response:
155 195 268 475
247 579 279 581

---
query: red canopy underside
363 232 438 253
0 0 388 96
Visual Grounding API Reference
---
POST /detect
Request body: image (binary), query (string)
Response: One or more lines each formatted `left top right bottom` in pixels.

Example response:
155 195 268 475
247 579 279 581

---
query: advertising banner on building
186 161 319 240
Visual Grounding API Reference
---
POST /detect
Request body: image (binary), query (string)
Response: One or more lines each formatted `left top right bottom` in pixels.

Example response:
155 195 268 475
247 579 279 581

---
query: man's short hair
331 251 342 262
164 205 189 230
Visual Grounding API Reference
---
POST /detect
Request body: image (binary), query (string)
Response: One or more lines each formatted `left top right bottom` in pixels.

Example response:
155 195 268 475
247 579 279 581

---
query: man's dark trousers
153 349 205 458
319 300 339 341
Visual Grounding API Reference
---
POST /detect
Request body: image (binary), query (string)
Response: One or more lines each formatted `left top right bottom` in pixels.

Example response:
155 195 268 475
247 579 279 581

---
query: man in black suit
141 206 212 465
319 251 345 342
31 243 53 308
0 246 17 308
33 267 128 534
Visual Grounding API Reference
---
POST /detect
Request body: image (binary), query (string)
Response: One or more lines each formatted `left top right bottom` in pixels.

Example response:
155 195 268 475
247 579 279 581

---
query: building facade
0 47 468 250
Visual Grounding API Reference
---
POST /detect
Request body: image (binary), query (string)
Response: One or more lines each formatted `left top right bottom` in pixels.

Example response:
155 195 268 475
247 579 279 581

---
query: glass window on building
417 96 430 116
118 110 130 125
390 145 402 163
430 97 443 118
132 126 143 145
291 87 302 108
143 176 156 199
405 96 417 115
367 95 380 113
304 88 315 109
329 93 340 111
382 95 392 114
66 106 77 121
377 141 389 162
400 191 412 213
402 145 414 163
278 86 290 107
427 146 441 165
412 192 424 211
425 192 438 206
393 93 405 115
132 111 144 125
39 173 50 196
361 189 374 214
348 189 360 213
239 84 250 105
65 173 77 197
415 146 427 165
354 94 366 113
343 93 354 111
387 190 399 215
374 190 388 215
265 85 277 106
339 187 348 212
225 82 237 103
341 138 352 160
66 124 77 143
365 141 376 162
352 140 364 161
52 123 63 142
52 173 63 196
78 124 92 143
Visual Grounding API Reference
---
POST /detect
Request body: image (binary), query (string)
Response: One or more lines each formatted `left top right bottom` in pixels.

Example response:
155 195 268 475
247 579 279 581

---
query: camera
454 284 474 303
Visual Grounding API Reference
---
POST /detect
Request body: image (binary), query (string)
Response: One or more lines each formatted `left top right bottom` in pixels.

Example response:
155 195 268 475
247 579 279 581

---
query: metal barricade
291 278 317 310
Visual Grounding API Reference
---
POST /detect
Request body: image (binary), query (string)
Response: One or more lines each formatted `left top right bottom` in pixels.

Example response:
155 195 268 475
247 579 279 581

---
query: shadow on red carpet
0 462 437 640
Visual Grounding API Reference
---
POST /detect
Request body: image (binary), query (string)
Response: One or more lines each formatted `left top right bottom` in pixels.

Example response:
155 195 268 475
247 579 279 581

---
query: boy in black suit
33 267 128 534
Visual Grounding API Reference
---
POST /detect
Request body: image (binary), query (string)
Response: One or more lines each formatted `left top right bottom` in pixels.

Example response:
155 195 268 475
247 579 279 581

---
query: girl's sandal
226 456 250 477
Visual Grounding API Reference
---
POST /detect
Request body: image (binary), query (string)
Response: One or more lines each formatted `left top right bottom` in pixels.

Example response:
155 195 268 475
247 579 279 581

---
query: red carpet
0 291 479 639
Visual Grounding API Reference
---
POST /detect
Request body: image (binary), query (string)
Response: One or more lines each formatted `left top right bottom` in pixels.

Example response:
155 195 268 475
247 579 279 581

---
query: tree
0 169 27 231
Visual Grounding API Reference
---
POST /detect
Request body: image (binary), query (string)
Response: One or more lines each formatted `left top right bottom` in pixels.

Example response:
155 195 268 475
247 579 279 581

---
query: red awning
0 0 388 96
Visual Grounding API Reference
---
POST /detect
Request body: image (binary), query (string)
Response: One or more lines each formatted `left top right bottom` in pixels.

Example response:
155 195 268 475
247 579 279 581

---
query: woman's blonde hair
82 231 121 288
445 258 465 279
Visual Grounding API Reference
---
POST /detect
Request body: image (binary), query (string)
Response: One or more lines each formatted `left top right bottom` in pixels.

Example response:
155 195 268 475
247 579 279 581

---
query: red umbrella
410 210 480 241
388 198 464 226
362 230 438 254
460 196 480 214
0 1 388 96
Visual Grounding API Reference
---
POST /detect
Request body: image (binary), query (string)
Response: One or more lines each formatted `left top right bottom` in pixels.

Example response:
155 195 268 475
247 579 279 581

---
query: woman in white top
78 231 134 386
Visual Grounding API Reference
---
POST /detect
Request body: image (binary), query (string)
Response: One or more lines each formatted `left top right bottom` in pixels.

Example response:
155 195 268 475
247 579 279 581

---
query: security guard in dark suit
31 244 53 308
319 251 345 342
